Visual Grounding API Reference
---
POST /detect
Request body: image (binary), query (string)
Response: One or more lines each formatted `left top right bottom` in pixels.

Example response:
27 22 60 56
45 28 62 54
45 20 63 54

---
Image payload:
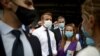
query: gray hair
82 0 93 14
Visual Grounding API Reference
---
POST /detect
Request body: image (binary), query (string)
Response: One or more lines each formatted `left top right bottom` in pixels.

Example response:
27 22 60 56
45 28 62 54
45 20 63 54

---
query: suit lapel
0 30 42 56
57 28 62 39
23 31 42 56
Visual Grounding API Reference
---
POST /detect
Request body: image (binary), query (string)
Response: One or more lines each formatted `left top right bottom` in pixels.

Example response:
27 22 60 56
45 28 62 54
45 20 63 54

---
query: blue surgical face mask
59 23 65 30
81 26 91 37
86 37 95 46
81 26 95 45
65 31 73 39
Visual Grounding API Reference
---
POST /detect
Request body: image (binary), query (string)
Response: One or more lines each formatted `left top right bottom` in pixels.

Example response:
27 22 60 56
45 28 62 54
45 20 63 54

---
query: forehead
58 18 65 21
65 26 73 30
42 14 52 18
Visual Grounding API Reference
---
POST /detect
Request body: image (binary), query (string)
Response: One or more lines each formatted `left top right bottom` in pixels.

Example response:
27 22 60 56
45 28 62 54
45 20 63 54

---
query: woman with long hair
58 23 82 56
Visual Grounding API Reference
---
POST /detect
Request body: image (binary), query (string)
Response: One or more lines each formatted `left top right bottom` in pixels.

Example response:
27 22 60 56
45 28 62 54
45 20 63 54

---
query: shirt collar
0 21 22 35
59 27 64 31
40 26 46 31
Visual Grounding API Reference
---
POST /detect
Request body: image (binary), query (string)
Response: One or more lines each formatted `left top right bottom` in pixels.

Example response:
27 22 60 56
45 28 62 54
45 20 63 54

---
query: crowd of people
0 0 100 56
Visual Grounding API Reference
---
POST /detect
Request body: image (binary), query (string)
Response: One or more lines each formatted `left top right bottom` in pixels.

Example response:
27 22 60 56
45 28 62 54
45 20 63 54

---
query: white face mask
44 20 52 29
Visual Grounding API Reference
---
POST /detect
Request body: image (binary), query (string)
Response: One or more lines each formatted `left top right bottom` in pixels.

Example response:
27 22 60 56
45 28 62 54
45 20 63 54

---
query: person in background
30 20 42 33
32 12 57 56
0 0 42 56
29 24 36 33
76 0 100 56
53 21 59 29
35 20 43 29
58 23 82 56
54 16 65 50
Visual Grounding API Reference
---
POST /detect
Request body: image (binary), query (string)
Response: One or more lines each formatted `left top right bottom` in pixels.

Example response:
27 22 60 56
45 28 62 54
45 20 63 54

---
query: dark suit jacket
0 31 42 56
53 28 62 50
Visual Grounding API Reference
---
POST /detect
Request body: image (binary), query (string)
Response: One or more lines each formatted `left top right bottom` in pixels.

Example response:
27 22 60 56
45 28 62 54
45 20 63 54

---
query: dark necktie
11 30 24 56
45 29 53 56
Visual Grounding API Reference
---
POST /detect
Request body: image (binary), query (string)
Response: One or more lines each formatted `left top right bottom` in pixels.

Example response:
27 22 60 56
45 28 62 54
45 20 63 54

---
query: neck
67 38 71 41
93 26 100 50
59 27 64 30
1 9 21 29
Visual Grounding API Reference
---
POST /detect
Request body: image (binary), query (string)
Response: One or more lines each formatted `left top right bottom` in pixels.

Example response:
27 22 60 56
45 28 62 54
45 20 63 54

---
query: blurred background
33 0 85 27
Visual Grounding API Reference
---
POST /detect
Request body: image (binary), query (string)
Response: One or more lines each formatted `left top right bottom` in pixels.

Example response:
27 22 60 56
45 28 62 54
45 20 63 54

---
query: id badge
66 50 74 56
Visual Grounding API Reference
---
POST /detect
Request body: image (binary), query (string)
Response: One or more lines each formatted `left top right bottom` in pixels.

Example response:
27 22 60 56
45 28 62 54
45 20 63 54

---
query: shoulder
27 34 41 47
53 28 59 33
34 27 41 32
76 46 100 56
30 35 40 43
49 30 55 35
32 27 41 35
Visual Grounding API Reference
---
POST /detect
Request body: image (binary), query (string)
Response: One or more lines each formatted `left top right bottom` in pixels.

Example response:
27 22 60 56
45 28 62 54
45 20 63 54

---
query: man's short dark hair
41 12 52 20
57 16 65 21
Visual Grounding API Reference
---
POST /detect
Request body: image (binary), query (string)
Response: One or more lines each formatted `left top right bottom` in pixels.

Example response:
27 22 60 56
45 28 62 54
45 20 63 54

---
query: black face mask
16 6 37 26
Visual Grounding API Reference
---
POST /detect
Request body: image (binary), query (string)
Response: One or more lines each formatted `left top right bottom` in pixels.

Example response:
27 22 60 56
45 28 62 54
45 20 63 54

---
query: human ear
88 15 95 28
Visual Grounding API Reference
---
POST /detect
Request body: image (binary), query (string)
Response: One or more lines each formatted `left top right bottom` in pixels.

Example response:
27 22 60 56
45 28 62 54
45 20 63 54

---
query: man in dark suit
0 0 42 56
54 16 65 50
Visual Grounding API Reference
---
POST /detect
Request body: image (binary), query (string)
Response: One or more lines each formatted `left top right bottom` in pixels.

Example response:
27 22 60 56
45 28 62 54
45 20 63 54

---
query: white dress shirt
76 46 100 56
32 26 57 56
0 21 33 56
76 33 80 40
